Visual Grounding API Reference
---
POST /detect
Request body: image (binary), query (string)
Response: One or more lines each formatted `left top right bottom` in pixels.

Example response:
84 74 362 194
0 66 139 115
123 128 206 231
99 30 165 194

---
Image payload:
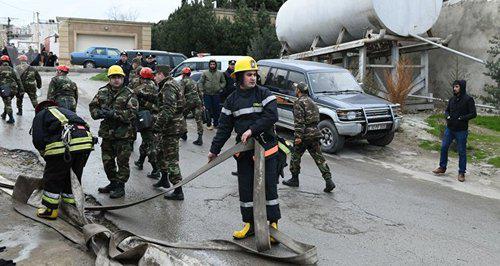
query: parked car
124 50 186 69
171 55 245 80
70 47 121 68
258 59 402 153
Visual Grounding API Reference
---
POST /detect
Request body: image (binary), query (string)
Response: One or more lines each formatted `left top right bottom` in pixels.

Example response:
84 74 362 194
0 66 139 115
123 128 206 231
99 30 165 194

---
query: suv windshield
308 71 362 94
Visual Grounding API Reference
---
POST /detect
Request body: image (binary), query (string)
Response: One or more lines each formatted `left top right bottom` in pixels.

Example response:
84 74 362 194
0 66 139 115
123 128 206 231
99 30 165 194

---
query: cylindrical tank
276 0 443 53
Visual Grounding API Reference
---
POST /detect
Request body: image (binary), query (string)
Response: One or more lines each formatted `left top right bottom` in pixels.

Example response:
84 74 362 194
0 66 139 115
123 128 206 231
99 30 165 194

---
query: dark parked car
258 59 402 153
70 47 121 68
124 50 187 69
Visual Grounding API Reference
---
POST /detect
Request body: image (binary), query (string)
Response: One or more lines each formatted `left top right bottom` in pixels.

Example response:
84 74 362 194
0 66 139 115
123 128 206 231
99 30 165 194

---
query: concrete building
56 17 153 65
214 8 277 25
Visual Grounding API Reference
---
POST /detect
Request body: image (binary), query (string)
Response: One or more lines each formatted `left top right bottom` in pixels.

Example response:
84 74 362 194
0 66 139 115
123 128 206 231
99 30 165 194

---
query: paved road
1 73 499 265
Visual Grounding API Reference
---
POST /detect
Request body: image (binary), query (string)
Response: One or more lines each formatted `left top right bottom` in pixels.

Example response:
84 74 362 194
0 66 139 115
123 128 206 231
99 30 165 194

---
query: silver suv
258 59 402 153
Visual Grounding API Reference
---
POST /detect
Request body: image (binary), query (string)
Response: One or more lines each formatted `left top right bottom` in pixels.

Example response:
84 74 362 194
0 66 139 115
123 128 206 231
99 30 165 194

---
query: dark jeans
203 94 221 127
439 128 468 174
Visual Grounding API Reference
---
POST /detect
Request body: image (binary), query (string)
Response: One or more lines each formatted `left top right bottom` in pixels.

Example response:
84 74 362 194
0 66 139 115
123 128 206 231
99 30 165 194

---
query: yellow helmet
107 65 125 77
231 56 258 78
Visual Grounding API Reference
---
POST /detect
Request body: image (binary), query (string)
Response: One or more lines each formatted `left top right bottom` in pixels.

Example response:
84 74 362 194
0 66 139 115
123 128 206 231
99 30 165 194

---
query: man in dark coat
433 80 477 182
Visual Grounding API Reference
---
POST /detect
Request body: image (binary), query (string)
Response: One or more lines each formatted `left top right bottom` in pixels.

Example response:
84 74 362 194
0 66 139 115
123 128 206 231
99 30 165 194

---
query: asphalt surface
0 73 499 265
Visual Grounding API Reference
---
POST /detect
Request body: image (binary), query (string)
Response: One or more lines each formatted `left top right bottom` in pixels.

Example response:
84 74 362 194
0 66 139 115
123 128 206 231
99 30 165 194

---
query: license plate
368 124 389 131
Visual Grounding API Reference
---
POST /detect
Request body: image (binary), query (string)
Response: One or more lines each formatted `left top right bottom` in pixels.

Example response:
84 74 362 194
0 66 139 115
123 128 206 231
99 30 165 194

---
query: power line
0 0 33 13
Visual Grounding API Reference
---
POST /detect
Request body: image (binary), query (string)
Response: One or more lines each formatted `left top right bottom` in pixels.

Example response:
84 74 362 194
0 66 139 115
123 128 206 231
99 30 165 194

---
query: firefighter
208 56 280 240
31 100 94 219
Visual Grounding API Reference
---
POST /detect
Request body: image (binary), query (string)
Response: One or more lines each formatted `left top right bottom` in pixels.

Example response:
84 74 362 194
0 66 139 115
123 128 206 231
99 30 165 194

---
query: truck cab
258 59 402 153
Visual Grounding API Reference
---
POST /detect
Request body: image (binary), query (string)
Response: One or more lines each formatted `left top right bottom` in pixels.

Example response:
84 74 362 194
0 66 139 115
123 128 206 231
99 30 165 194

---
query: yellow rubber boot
233 223 254 239
36 208 58 220
270 222 279 244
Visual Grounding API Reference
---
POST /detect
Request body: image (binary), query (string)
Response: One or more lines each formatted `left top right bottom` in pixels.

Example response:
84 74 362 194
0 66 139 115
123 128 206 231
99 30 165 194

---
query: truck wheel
84 61 95 68
318 120 345 154
367 132 395 146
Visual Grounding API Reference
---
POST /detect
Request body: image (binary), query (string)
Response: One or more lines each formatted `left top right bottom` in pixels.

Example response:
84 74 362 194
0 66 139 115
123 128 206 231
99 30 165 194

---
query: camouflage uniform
89 84 139 184
289 94 332 180
136 78 159 166
15 62 41 108
0 62 22 118
155 77 185 185
47 75 78 112
181 77 204 135
129 64 143 92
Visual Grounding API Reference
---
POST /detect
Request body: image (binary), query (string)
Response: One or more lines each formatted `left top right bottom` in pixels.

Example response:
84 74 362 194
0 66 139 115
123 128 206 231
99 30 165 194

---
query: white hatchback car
171 55 245 81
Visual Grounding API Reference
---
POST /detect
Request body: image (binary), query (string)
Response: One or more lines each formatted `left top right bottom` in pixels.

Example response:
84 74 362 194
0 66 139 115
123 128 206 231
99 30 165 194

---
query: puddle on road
0 225 41 262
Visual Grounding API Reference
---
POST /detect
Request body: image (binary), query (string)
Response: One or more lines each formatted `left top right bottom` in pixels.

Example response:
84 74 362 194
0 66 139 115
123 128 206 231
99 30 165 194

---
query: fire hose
3 139 318 264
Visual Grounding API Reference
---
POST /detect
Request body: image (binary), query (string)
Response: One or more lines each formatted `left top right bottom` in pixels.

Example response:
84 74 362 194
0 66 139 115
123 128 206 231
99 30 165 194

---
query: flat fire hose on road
4 139 318 265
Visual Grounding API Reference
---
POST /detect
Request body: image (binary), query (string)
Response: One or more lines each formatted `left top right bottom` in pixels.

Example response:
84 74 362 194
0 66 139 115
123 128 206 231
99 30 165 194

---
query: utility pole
35 12 40 51
6 17 11 44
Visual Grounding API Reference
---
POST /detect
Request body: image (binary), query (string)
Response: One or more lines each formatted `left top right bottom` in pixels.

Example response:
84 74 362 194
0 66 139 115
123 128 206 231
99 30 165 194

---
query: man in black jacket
32 100 94 219
116 52 132 86
433 80 476 182
221 60 237 103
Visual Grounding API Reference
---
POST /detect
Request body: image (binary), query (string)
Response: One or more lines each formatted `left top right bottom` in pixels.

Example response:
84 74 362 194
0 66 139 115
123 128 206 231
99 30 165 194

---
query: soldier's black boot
282 174 299 187
16 108 22 116
98 181 116 193
153 172 170 188
180 132 188 141
164 187 184 201
324 178 336 193
134 154 146 170
192 134 203 146
110 182 125 199
6 113 15 124
1 112 5 120
148 168 161 179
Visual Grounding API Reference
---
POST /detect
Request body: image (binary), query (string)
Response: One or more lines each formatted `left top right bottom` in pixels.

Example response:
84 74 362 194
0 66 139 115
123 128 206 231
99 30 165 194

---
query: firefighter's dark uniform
210 85 281 224
32 106 94 218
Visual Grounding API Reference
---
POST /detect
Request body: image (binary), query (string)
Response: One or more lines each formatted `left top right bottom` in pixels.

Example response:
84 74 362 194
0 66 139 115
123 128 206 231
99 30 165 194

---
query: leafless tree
106 6 139 21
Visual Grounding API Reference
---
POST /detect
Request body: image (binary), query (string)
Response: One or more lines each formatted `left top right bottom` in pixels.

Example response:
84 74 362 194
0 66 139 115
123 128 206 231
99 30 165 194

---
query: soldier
89 65 139 199
47 65 78 112
199 59 226 129
208 57 280 240
129 58 143 91
180 67 204 145
283 82 335 193
32 100 94 219
0 55 23 124
133 67 160 177
115 51 132 86
151 67 185 200
15 54 42 111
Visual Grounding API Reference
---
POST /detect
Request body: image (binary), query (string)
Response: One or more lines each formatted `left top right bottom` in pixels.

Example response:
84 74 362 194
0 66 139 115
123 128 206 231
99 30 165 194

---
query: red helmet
182 67 191 75
18 55 28 61
57 65 69 73
140 67 154 79
0 55 10 62
35 100 58 113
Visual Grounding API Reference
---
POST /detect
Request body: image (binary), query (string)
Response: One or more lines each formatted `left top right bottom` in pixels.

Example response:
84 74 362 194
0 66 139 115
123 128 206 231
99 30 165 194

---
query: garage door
76 34 135 52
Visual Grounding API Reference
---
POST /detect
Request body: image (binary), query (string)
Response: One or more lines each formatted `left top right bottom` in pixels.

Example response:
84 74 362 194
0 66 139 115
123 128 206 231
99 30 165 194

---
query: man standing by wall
199 59 226 130
433 80 477 182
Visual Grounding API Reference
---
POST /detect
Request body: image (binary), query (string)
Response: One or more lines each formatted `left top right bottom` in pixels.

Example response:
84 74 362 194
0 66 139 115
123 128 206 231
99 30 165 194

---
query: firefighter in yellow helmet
208 57 280 241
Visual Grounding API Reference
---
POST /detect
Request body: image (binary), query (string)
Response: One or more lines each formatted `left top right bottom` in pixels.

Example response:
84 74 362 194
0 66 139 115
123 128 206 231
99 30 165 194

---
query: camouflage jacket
180 77 202 107
0 64 23 96
47 75 78 103
89 84 139 140
136 79 159 113
156 77 186 136
293 95 322 140
129 66 143 92
199 69 226 95
14 62 41 90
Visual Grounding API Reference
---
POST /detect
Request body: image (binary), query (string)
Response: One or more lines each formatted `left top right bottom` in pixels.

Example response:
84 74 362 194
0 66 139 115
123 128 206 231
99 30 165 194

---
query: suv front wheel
318 120 345 154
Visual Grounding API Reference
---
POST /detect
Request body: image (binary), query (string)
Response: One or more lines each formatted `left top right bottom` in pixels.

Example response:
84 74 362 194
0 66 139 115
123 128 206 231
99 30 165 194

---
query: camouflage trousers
184 105 204 135
290 139 332 180
139 129 157 164
17 85 38 108
101 138 133 183
55 96 77 112
157 134 182 185
1 96 13 115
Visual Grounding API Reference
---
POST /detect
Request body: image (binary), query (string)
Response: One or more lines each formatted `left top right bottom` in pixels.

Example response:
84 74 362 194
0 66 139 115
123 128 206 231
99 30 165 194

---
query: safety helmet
294 82 308 92
35 100 58 114
18 55 28 61
107 65 125 77
181 67 191 75
56 65 69 73
140 67 154 79
231 56 258 79
0 55 10 62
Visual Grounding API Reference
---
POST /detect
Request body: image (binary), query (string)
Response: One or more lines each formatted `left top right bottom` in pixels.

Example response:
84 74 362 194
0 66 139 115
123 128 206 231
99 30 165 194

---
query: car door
89 48 107 67
264 68 294 126
106 48 120 67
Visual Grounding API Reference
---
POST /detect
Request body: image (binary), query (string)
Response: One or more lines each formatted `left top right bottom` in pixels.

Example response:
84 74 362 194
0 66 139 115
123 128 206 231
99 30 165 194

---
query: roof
258 59 345 72
56 17 153 26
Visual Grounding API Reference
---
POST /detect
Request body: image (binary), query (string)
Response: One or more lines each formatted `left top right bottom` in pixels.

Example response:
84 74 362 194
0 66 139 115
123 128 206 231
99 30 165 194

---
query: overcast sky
0 0 183 26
